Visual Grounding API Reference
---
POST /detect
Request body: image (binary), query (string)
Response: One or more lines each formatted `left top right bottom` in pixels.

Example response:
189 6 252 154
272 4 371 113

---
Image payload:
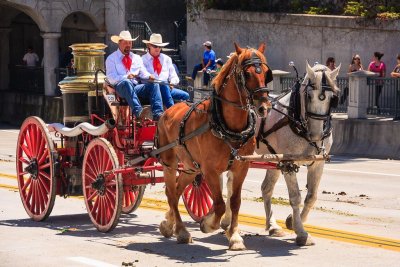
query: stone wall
331 119 400 159
186 10 400 76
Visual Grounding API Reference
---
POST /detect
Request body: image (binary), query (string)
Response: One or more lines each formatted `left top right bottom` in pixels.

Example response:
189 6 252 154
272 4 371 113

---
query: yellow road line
1 173 400 252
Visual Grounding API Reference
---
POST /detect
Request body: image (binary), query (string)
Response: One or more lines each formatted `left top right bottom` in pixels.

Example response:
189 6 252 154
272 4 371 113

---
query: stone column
271 70 291 93
41 32 61 96
0 28 12 91
105 0 126 52
347 70 378 119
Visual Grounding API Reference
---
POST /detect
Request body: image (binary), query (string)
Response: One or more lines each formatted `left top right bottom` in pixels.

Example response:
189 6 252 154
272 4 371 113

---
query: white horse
254 62 340 245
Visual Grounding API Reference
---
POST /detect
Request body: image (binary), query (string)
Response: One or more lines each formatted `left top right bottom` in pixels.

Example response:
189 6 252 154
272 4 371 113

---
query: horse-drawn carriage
16 42 338 249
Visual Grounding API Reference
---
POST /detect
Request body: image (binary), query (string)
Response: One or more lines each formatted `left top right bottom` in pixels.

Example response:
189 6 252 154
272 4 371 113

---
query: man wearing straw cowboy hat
142 33 189 108
105 30 165 121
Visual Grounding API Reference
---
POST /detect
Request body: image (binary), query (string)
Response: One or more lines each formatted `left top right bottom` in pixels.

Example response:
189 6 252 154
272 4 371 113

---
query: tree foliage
187 0 400 20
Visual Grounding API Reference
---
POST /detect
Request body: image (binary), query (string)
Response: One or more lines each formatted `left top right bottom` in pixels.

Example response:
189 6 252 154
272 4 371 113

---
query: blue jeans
115 79 163 117
191 63 213 86
159 85 189 108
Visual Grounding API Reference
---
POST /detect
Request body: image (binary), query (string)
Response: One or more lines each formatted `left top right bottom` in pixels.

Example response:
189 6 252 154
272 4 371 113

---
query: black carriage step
111 101 128 106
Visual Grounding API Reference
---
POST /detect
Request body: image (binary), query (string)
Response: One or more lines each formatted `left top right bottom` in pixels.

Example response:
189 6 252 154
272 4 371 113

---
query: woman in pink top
368 51 386 110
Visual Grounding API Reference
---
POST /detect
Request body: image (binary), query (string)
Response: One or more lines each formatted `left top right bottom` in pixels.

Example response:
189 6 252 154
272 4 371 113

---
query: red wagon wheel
16 116 57 221
182 174 213 222
121 185 145 214
82 138 122 232
121 157 155 214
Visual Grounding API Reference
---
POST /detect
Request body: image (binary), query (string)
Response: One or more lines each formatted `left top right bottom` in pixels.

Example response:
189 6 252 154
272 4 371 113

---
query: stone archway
0 3 45 93
59 11 104 68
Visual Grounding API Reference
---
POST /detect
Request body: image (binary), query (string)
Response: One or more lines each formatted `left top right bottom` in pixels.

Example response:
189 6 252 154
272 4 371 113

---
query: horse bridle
214 50 272 111
260 70 338 155
301 71 338 122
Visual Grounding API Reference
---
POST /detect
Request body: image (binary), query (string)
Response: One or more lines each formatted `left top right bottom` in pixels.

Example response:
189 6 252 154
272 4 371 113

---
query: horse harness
156 51 269 172
257 70 338 156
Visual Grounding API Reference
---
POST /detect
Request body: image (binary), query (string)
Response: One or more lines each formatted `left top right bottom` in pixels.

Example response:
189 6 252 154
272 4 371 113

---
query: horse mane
212 47 267 94
212 52 238 94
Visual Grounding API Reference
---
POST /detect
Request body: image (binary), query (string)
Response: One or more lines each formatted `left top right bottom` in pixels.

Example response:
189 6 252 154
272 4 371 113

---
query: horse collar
210 91 256 145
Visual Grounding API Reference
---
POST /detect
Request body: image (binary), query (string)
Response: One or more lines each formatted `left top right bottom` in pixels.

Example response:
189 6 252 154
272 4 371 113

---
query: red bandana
153 56 162 75
122 54 132 71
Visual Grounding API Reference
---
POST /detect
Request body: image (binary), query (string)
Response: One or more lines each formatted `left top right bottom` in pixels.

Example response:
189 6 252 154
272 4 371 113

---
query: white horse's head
301 62 340 142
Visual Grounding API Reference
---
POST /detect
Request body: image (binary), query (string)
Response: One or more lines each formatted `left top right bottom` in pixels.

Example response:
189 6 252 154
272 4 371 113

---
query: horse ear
234 42 243 55
258 43 266 53
330 63 341 80
306 61 315 81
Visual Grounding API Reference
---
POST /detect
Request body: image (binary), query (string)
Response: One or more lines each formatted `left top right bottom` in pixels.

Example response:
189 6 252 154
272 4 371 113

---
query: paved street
1 123 399 266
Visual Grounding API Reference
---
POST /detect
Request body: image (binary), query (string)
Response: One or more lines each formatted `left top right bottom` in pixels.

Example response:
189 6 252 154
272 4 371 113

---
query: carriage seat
103 78 151 106
103 78 128 106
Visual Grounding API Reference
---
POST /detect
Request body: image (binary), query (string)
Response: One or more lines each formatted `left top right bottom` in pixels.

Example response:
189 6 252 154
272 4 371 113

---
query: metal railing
280 76 300 92
173 17 186 51
280 76 349 113
127 20 153 50
9 65 44 94
367 77 400 117
333 77 349 113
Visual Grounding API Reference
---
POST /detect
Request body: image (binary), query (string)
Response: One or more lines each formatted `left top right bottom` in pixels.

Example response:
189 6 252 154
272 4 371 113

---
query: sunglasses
150 44 161 49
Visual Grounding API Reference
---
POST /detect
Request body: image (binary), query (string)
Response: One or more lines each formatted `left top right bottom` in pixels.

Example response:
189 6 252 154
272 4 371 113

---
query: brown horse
157 43 270 250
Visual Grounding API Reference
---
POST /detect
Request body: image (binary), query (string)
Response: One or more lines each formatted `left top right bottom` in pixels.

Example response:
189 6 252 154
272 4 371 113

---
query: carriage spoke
20 144 32 159
202 184 212 211
37 181 47 213
30 126 38 157
86 157 98 178
92 197 100 220
100 197 106 225
38 150 49 165
39 162 51 170
85 171 97 183
18 156 30 165
33 182 39 214
39 171 50 181
38 175 50 194
24 132 33 157
21 177 32 191
89 151 100 175
87 190 97 202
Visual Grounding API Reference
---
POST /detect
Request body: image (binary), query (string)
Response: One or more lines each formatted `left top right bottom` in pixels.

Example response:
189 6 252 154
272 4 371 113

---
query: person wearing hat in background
187 40 216 86
142 33 189 108
105 30 164 121
209 58 224 79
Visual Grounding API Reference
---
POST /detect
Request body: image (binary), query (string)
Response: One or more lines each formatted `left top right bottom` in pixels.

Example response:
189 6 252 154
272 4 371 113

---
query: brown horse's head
213 43 272 114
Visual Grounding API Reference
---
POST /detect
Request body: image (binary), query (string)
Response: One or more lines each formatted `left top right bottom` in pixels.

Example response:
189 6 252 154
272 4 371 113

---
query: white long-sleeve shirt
105 49 151 85
142 52 179 85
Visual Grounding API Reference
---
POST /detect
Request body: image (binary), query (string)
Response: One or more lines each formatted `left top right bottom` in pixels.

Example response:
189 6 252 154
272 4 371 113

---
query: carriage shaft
241 154 329 163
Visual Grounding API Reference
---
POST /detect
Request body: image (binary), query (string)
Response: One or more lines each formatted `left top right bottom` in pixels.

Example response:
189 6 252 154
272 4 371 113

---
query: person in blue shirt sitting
187 41 216 86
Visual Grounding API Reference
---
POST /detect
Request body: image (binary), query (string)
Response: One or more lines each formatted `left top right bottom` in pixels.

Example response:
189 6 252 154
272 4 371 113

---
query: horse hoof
159 220 173 238
285 214 293 230
220 222 230 231
296 235 315 246
177 230 193 244
269 228 286 237
200 217 217 233
229 241 246 251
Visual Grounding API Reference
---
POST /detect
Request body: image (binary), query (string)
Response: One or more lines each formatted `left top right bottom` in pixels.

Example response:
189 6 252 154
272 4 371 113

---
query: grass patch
251 196 290 206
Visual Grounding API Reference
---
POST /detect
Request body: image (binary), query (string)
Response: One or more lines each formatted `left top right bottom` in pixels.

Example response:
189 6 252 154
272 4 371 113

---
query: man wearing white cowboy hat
142 33 189 108
106 30 165 121
187 40 216 86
